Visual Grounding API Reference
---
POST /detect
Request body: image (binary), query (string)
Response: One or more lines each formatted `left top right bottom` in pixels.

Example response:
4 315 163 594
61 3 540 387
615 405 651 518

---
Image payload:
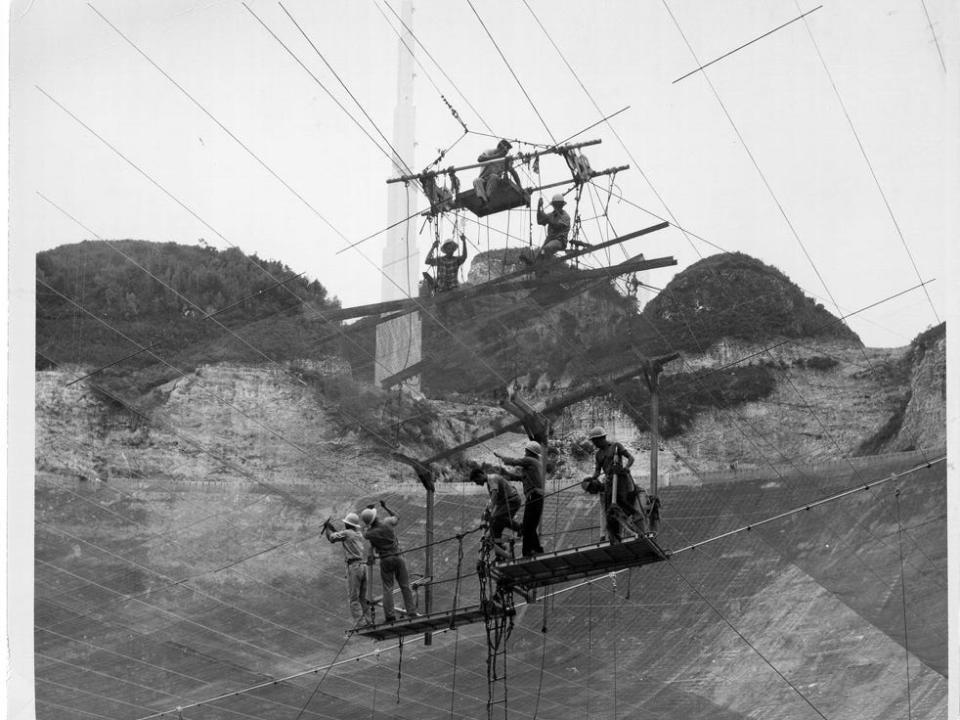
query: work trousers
345 562 369 623
379 555 417 621
521 489 545 557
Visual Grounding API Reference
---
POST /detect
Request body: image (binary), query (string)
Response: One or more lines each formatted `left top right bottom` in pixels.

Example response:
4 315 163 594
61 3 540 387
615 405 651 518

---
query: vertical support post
643 353 679 498
424 485 434 645
649 376 660 497
367 558 376 625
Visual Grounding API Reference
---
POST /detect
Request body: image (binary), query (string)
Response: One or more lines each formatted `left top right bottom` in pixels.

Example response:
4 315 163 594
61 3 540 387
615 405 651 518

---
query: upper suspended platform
351 602 515 641
491 535 668 589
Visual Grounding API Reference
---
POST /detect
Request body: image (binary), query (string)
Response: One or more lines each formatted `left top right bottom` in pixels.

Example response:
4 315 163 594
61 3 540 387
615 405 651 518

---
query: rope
894 487 914 719
395 635 404 704
449 535 466 629
465 0 556 143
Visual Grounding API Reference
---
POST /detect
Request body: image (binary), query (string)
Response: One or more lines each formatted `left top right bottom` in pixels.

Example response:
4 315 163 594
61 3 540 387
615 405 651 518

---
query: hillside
31 241 948 719
36 240 341 396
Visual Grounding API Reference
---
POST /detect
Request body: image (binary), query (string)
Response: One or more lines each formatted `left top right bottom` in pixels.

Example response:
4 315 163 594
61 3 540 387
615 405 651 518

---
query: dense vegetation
37 240 341 395
390 250 859 397
639 252 861 352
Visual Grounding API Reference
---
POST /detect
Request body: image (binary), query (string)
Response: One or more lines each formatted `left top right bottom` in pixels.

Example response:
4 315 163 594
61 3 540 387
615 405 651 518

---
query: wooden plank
352 603 514 641
490 536 667 589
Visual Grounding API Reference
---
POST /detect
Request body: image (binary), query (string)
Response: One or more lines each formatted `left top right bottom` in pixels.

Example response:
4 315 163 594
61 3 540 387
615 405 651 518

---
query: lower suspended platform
491 535 668 589
352 602 516 642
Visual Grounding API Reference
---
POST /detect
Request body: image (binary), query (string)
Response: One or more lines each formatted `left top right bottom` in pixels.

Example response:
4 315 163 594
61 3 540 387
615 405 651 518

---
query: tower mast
374 0 421 389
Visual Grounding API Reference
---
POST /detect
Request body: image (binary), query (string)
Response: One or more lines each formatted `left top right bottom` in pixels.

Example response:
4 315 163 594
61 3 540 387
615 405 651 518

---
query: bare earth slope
34 350 947 719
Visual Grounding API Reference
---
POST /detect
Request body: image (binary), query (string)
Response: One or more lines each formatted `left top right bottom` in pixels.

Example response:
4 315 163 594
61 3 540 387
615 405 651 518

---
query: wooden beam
316 246 674 323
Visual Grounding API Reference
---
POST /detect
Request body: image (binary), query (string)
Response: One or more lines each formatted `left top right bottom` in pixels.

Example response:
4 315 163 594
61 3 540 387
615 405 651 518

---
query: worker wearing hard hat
322 512 372 627
536 193 571 259
494 440 546 557
361 501 419 623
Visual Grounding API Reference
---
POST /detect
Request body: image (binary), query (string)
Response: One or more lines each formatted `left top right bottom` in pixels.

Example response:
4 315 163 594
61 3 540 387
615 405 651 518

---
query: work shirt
536 206 571 250
365 517 402 558
477 146 508 179
325 527 365 563
500 455 544 497
486 474 521 514
426 253 465 292
594 442 633 478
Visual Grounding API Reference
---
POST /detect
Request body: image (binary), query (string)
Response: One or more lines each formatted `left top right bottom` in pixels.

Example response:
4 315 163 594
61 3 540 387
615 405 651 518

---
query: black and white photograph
6 1 957 718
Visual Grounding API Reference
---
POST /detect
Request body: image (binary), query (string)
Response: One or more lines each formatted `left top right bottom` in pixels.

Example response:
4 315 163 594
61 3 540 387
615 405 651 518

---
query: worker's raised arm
425 239 440 265
494 451 523 467
459 233 468 262
379 499 399 526
322 517 338 543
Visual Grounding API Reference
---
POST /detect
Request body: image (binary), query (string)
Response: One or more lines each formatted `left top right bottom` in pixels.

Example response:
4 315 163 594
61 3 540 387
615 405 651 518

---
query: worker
361 501 419 623
424 234 468 294
471 467 522 551
322 513 372 627
473 139 523 204
585 426 645 541
494 440 545 557
536 193 571 259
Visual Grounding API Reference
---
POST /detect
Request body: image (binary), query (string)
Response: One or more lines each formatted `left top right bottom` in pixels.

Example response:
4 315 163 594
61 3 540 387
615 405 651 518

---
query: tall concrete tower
374 0 421 389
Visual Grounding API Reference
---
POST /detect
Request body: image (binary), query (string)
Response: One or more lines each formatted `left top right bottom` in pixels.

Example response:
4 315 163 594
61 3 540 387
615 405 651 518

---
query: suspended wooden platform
454 181 531 217
491 535 668 589
352 603 515 641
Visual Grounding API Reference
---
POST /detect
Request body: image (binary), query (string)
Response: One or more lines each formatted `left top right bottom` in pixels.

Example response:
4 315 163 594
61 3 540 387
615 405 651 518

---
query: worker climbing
582 426 650 541
471 467 522 560
423 234 468 295
362 500 420 623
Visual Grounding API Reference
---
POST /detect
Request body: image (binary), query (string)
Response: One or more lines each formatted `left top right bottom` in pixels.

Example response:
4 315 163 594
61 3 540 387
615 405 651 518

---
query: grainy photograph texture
7 1 955 719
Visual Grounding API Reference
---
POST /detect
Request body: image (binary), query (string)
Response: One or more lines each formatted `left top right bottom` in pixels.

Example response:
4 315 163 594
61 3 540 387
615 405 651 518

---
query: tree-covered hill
36 240 341 394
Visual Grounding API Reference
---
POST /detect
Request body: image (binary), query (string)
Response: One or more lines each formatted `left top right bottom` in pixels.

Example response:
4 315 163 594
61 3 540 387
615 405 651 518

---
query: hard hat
342 512 361 529
588 426 606 440
441 239 458 253
523 440 542 456
359 508 377 525
550 193 566 206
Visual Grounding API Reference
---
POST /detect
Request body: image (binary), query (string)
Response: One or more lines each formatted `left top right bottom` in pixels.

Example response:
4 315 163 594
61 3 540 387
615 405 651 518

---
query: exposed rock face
888 325 946 452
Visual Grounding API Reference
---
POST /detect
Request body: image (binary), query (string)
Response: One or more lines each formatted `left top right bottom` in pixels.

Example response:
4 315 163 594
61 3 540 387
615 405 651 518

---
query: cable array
31 4 949 719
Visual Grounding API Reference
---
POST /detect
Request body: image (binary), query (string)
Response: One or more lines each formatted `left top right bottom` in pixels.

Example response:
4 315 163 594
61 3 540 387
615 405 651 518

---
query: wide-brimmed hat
441 239 458 253
497 138 513 150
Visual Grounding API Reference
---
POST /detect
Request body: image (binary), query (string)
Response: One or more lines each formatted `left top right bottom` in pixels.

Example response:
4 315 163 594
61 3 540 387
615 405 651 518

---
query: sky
8 0 958 349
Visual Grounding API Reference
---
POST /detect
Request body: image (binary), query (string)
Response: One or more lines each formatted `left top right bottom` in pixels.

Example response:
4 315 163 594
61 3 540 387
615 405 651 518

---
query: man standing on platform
494 440 545 557
322 513 372 628
361 500 419 623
